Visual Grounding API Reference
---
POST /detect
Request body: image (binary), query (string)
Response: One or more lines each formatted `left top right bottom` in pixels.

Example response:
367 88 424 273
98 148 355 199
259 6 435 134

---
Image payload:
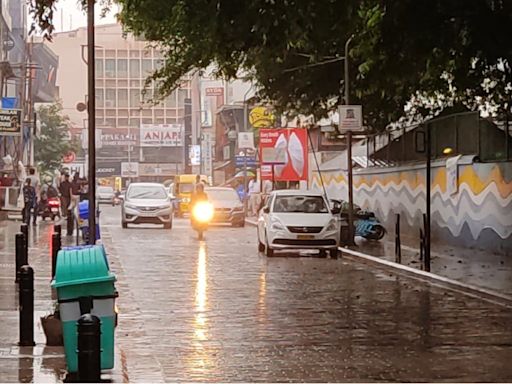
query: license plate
51 208 59 213
297 234 314 240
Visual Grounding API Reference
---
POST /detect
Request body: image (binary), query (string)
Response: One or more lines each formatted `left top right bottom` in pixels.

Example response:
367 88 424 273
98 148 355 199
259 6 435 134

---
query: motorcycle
38 196 61 221
112 196 121 206
191 201 214 240
331 199 386 241
354 210 386 240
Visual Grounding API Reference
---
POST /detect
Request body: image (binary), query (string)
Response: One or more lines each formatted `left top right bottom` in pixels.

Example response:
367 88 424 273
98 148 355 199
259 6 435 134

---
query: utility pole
344 35 356 246
87 0 97 244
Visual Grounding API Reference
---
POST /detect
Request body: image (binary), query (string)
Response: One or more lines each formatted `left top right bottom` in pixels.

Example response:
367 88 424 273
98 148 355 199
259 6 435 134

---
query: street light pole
344 35 356 246
87 0 97 244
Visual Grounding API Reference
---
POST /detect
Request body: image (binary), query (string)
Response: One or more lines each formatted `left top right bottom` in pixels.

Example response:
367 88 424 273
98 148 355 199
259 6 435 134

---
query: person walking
22 178 36 225
248 176 261 216
59 173 72 218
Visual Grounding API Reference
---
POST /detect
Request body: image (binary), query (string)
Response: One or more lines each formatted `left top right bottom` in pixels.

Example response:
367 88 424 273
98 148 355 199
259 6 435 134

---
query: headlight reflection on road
188 241 217 376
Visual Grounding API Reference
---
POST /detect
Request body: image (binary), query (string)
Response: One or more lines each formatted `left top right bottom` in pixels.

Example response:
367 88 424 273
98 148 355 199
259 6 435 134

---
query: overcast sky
48 0 119 32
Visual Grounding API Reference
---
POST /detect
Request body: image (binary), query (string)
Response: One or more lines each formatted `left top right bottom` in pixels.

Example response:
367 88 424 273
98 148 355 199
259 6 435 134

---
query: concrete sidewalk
245 218 512 297
0 218 124 383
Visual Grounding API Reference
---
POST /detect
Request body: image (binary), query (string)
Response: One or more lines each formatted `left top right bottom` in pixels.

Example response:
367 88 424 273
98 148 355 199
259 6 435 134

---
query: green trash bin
51 244 117 373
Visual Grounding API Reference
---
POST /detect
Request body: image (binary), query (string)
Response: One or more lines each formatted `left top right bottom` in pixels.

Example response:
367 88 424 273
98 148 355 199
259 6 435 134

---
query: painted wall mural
311 157 512 255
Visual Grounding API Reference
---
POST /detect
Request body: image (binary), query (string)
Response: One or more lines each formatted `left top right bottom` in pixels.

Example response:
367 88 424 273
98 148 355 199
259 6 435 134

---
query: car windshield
98 186 113 194
128 186 167 200
208 189 241 203
179 183 194 193
273 195 328 213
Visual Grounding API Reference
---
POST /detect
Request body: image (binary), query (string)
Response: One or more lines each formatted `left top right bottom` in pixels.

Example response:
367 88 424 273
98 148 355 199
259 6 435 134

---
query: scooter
38 197 61 221
354 211 386 240
191 201 214 240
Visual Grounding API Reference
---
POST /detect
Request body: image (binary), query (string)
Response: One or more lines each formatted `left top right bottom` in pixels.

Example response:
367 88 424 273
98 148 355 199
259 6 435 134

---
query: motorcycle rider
190 182 208 227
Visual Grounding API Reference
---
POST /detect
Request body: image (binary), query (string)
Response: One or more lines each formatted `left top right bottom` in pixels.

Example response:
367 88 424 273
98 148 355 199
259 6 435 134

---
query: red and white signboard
205 87 224 97
140 124 183 147
259 128 308 181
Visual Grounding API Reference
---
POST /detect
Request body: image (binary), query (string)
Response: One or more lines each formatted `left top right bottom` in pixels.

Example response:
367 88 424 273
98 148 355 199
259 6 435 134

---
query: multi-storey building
47 23 192 183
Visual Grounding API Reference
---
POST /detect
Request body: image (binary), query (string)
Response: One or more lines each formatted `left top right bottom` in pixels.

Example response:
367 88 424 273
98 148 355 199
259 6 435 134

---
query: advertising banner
96 162 121 177
121 162 139 177
140 124 183 147
0 109 22 135
259 128 308 181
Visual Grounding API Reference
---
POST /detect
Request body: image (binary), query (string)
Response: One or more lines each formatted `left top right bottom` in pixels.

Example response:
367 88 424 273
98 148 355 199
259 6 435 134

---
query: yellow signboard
249 106 275 128
115 177 122 191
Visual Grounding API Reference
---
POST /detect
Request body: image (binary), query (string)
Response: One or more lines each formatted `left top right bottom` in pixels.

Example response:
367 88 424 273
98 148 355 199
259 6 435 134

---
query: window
105 59 115 78
165 91 177 108
273 195 328 213
130 89 140 107
105 89 116 107
118 118 129 127
105 49 116 58
118 89 128 107
96 89 104 108
130 59 140 77
117 59 128 77
129 118 140 127
178 88 188 106
130 80 140 88
142 59 153 75
95 60 104 78
105 118 116 127
129 50 140 58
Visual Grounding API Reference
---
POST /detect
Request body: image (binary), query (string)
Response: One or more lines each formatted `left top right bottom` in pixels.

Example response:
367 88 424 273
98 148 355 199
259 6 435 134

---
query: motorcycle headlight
192 201 214 223
325 219 338 232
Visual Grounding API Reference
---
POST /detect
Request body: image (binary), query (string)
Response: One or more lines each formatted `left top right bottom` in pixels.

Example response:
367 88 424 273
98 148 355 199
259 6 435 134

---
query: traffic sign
235 155 257 167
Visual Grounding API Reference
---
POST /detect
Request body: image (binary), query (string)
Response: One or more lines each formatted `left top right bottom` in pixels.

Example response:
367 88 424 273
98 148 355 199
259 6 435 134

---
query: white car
97 186 115 205
257 190 340 258
121 183 173 229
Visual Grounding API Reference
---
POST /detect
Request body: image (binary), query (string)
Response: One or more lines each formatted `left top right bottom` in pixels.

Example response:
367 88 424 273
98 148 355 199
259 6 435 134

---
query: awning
214 160 232 171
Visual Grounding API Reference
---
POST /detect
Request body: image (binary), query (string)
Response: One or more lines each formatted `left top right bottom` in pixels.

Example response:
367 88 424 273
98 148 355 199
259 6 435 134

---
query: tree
34 103 78 174
30 1 512 131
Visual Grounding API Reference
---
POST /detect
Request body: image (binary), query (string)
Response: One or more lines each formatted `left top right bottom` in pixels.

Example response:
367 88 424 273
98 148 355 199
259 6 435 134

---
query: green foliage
34 104 78 174
31 0 512 131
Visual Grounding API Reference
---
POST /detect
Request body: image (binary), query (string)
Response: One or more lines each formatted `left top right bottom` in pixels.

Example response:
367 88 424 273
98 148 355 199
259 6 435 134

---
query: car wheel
258 238 265 252
265 233 274 257
122 221 128 229
319 249 327 258
329 248 339 259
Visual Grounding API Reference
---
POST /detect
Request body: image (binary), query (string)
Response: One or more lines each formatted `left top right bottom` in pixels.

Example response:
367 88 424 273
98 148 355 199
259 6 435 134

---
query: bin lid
52 244 115 288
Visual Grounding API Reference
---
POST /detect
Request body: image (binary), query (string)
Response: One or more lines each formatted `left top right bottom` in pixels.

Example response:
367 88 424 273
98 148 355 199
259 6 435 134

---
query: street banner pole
87 0 96 244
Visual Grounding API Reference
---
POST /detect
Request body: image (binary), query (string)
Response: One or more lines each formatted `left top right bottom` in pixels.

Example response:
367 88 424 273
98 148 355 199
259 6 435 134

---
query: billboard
259 128 308 181
140 124 183 147
121 162 139 177
0 109 22 135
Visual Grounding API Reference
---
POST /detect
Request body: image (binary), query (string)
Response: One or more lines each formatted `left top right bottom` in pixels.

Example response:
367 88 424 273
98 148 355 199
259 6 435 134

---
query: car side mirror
331 207 341 215
263 206 270 214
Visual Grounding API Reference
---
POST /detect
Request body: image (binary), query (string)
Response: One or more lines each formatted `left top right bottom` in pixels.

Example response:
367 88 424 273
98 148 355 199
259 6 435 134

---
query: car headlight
270 218 285 231
124 203 137 210
182 197 190 203
325 219 338 232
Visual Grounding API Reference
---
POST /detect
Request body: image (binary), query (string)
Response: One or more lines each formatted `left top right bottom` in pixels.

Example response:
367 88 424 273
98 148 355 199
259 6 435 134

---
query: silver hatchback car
121 183 173 229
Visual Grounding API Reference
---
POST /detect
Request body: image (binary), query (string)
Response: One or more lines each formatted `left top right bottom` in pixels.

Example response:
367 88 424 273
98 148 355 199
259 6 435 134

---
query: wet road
101 206 512 382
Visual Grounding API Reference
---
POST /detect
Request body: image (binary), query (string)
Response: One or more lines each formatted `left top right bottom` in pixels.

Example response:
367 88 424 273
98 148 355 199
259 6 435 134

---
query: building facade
47 23 192 184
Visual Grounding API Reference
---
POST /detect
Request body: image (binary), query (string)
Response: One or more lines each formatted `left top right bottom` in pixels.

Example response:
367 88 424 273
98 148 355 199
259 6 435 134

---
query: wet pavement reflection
100 206 512 382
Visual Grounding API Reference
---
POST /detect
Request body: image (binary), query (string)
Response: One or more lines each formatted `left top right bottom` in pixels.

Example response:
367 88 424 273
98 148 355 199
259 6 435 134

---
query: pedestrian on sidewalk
25 167 40 224
248 176 261 216
22 178 36 225
59 173 72 218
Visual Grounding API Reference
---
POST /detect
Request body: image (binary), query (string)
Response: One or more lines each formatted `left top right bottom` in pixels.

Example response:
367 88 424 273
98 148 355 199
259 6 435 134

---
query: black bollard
15 233 26 283
395 213 402 264
54 224 62 237
51 233 61 280
77 314 101 383
67 210 74 237
20 223 28 254
19 265 35 346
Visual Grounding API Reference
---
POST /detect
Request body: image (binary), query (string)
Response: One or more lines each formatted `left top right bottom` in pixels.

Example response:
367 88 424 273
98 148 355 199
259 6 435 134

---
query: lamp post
86 0 97 244
242 84 254 217
344 35 356 246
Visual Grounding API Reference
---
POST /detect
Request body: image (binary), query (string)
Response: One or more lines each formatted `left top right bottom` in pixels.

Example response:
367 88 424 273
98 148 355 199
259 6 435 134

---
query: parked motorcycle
354 210 386 240
331 199 386 241
191 201 214 240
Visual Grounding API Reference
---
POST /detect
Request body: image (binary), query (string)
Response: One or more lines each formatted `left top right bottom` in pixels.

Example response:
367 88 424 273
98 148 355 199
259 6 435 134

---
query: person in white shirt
247 176 261 216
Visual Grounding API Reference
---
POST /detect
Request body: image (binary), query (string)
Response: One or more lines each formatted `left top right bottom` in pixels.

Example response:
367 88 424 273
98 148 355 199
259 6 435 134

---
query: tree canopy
31 0 512 131
34 103 78 174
